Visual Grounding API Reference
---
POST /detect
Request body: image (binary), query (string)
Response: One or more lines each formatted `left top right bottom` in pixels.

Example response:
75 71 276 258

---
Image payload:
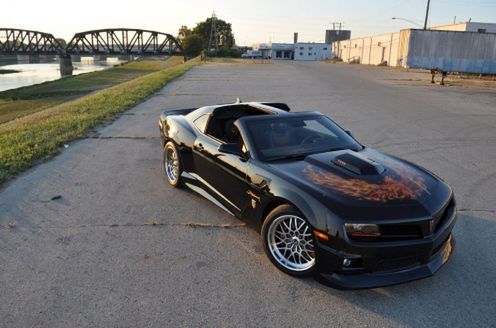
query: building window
276 50 282 58
300 52 303 56
308 53 312 56
478 28 487 33
323 47 328 50
300 46 304 50
309 47 313 50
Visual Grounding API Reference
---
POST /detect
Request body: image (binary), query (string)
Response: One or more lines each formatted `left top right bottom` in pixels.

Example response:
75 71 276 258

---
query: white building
271 43 294 60
252 43 271 51
271 43 332 61
294 43 332 61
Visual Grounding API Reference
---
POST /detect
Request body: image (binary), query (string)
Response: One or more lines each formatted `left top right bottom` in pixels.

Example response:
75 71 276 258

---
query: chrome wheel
267 214 315 272
165 144 179 184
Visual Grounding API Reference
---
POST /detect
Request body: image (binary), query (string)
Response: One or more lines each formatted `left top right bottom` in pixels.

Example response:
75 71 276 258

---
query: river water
0 57 124 92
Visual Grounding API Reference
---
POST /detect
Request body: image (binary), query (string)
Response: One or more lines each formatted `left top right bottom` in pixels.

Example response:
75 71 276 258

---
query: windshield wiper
266 153 309 162
323 147 346 152
266 146 361 162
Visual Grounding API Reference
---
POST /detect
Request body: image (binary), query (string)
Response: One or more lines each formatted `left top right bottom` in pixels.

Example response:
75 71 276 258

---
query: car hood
268 148 452 220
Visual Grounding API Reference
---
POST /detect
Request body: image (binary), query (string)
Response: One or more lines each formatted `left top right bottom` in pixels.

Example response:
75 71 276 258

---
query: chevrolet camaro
158 101 457 289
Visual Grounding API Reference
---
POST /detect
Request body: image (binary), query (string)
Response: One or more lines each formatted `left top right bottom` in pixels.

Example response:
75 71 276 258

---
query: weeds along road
1 60 495 327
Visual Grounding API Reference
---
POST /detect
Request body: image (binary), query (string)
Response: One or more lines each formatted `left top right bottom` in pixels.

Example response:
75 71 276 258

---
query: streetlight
423 0 431 30
392 17 423 28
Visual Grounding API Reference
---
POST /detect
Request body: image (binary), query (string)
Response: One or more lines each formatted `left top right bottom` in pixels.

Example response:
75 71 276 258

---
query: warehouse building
431 21 496 33
334 31 401 66
333 22 496 74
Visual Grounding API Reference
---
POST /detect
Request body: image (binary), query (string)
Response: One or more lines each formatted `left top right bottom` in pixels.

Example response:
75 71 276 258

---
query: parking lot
1 60 495 327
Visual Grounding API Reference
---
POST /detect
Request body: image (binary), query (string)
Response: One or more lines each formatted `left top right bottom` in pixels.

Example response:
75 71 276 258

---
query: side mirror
218 143 248 159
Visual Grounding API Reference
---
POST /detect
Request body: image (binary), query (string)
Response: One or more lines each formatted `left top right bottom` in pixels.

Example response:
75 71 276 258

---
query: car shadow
299 212 496 327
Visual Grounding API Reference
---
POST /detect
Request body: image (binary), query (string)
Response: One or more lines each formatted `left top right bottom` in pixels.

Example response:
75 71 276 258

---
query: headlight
345 223 380 238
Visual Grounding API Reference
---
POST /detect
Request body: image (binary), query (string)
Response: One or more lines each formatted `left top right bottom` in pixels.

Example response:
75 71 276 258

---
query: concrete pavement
1 61 495 327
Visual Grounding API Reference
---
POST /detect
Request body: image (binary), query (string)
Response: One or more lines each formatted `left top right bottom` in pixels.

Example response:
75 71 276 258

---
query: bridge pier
59 54 73 76
117 54 134 62
17 54 30 64
93 54 107 61
38 54 54 63
70 54 81 62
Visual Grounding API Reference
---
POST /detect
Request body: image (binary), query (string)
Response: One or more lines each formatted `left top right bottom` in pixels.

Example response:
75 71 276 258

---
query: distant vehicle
158 101 457 289
241 50 262 59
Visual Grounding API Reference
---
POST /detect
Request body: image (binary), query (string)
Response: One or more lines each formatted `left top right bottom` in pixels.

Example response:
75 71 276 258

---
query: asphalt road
1 61 495 328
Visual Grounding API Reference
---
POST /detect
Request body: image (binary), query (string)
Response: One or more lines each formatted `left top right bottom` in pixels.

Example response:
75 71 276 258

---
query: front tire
261 204 316 276
163 141 182 187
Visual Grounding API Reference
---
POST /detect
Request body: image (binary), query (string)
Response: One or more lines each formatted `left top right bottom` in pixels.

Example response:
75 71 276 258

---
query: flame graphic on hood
303 159 428 203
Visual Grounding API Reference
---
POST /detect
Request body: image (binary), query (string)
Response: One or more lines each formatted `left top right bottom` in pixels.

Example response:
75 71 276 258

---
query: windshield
245 115 362 161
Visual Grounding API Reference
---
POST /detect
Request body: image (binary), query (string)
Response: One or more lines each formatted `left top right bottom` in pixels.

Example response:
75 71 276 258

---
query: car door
192 131 252 215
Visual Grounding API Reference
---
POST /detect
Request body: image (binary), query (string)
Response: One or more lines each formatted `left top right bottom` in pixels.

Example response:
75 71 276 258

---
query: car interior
205 105 271 144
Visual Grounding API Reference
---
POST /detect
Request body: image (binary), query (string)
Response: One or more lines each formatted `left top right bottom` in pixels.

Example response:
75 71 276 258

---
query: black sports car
158 101 457 289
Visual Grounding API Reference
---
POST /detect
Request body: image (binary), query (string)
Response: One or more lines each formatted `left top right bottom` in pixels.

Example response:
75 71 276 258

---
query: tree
182 34 203 57
176 25 192 43
192 17 235 50
56 38 67 47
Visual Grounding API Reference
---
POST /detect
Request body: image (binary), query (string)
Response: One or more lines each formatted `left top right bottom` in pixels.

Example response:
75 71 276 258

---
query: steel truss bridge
0 28 183 56
0 28 64 54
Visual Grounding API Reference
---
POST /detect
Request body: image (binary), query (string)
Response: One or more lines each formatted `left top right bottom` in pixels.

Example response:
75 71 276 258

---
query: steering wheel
301 134 324 145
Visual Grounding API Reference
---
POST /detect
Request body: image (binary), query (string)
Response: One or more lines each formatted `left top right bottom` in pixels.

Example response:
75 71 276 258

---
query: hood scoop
332 153 385 176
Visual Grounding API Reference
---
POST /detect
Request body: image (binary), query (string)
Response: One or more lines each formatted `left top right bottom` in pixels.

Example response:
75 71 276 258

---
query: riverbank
0 57 184 124
0 57 199 184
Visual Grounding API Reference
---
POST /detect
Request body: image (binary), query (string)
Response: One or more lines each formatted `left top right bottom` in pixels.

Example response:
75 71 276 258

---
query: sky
3 0 496 45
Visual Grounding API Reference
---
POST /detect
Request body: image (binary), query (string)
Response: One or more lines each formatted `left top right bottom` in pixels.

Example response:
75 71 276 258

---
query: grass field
0 56 199 184
0 57 184 124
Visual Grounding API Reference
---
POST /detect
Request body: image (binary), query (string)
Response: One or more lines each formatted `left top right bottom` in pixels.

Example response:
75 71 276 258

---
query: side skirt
181 172 235 216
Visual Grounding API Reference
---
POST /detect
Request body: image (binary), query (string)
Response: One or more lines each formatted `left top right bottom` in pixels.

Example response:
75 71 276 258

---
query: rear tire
163 141 182 188
261 204 316 276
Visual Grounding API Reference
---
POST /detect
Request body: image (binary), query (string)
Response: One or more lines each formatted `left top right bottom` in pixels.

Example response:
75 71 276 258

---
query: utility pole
330 22 343 34
330 22 344 58
207 11 218 54
423 0 431 30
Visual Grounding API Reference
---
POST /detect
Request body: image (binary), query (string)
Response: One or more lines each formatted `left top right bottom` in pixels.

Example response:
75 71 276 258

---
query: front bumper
314 210 457 290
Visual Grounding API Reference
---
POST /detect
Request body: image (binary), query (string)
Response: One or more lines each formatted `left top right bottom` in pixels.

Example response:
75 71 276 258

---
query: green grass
0 57 184 123
0 57 200 184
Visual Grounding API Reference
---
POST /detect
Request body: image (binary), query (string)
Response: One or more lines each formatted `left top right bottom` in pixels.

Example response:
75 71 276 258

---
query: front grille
374 256 420 272
379 224 423 240
347 197 455 242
